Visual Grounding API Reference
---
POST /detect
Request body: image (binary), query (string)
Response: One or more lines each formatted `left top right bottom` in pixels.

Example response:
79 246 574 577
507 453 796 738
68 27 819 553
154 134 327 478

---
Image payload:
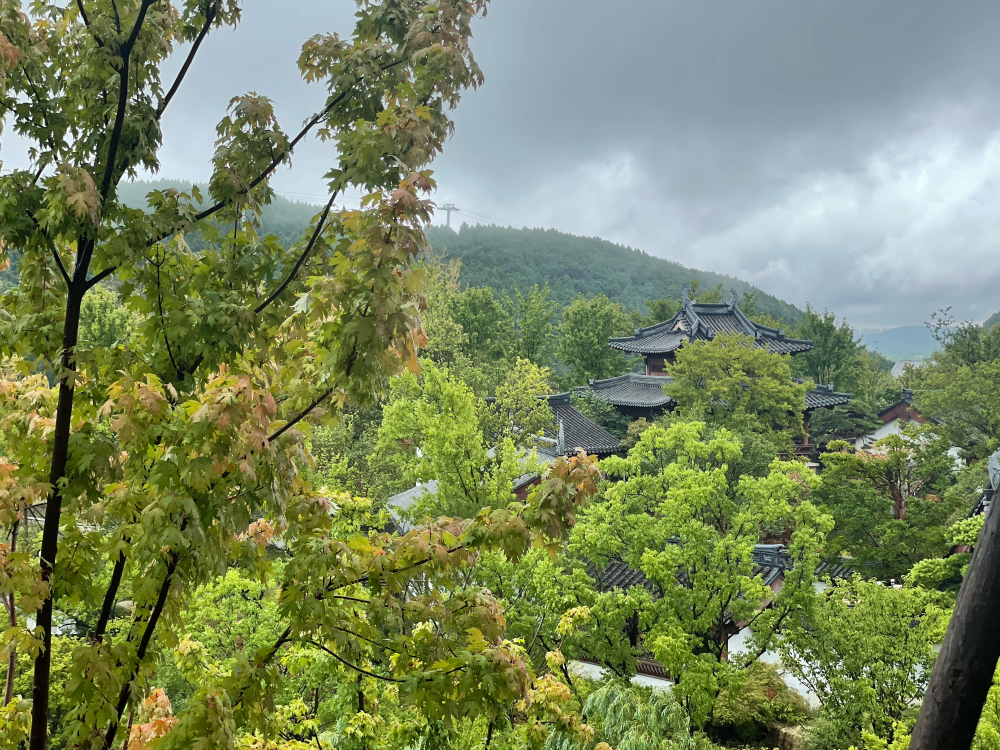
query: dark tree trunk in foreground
910 504 1000 749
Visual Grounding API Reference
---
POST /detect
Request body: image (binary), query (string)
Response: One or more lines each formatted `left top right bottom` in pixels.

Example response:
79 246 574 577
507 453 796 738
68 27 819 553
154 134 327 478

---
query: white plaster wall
569 661 673 690
727 626 820 707
855 417 918 448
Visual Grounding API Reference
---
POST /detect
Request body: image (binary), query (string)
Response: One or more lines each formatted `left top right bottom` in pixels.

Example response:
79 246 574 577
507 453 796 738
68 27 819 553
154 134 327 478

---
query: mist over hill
859 325 939 362
3 180 804 324
426 224 804 323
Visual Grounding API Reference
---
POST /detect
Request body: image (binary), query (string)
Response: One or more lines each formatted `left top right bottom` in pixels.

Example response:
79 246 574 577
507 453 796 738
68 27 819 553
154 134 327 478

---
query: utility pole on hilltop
441 203 460 228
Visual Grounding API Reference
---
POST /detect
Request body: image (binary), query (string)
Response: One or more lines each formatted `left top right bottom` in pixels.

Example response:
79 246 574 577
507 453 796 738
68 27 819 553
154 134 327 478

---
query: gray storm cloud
7 0 1000 327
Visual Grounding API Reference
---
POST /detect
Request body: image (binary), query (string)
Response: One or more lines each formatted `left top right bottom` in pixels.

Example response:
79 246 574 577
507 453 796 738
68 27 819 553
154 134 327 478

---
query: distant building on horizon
890 359 925 378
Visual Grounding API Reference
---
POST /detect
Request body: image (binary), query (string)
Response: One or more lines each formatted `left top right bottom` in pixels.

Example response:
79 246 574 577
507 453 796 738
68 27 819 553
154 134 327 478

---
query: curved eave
804 395 852 410
608 339 687 355
603 394 674 408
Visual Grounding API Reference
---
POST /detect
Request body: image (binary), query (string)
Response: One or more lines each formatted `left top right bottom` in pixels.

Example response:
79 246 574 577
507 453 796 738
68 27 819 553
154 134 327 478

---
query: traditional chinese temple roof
591 543 854 598
582 373 675 409
804 384 853 411
877 388 917 420
971 448 1000 517
609 290 813 356
542 393 621 457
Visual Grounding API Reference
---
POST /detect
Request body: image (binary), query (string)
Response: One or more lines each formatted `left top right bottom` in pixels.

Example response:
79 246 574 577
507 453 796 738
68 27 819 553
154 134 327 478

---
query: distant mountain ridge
859 325 939 362
426 224 805 323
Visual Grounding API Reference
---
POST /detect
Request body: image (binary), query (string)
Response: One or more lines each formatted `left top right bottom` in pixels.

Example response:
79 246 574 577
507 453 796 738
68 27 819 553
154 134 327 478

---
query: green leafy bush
710 662 809 741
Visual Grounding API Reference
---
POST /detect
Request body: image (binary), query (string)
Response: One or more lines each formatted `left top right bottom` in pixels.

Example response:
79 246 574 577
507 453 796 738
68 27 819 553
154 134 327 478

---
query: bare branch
254 190 338 315
306 640 403 683
156 3 217 119
268 388 335 443
75 0 106 47
101 550 180 750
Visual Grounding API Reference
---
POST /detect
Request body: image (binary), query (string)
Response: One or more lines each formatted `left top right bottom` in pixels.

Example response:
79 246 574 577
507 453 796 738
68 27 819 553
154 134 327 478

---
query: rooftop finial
730 288 740 305
681 288 691 303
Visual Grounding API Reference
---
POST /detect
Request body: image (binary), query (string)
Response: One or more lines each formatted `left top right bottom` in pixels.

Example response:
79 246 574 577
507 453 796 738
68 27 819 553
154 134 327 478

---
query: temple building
582 373 676 420
583 289 852 463
608 289 813 376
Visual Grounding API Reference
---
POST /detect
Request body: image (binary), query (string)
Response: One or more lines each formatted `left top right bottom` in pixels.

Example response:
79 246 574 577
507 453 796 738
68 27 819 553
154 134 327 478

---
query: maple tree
568 421 831 725
666 333 811 444
0 1 613 747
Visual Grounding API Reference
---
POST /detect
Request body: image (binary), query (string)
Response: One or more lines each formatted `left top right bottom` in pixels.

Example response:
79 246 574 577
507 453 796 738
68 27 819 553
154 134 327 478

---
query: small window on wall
647 358 667 375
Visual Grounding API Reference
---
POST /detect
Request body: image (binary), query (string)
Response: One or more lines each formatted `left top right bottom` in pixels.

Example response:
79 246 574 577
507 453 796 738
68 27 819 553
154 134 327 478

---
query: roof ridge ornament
729 288 740 308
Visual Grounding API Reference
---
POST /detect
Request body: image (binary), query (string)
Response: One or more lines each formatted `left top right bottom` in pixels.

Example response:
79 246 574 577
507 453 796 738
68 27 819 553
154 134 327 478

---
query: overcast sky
15 0 1000 328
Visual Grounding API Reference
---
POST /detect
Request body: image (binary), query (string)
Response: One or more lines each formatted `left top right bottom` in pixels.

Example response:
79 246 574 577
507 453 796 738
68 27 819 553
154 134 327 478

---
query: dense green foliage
556 294 635 384
667 333 810 444
779 578 948 748
815 434 964 579
570 422 831 726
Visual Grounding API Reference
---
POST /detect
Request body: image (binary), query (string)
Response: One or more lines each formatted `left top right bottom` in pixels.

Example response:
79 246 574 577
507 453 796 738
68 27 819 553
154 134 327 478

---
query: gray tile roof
971 448 1000 516
546 393 621 456
804 384 853 410
814 560 856 579
877 388 917 419
609 328 690 354
610 291 813 356
385 481 440 532
583 373 675 408
591 543 854 597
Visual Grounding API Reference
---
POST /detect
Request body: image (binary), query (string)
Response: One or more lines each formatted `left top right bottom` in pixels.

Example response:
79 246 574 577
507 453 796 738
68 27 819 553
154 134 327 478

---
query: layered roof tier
610 291 813 356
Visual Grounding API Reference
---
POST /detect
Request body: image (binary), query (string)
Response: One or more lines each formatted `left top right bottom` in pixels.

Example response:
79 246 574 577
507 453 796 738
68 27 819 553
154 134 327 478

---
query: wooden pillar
909 503 1000 749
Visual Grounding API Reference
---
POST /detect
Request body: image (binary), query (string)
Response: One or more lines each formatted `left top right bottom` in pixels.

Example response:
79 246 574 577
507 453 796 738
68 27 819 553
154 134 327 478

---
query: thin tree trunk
120 709 134 750
909 504 1000 749
3 519 17 706
889 483 907 521
29 287 84 750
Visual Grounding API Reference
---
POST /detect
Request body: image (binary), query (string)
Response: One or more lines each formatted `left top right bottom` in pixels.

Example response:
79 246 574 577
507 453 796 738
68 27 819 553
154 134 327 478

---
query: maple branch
93 550 127 643
101 550 180 750
189 89 352 227
306 640 403 682
75 0 106 47
154 254 183 380
75 0 153 289
50 246 71 286
146 56 403 247
254 190 338 315
85 264 117 289
268 388 335 443
30 214 72 286
329 542 468 593
232 626 292 708
156 3 217 119
110 0 121 35
19 66 62 184
98 0 153 202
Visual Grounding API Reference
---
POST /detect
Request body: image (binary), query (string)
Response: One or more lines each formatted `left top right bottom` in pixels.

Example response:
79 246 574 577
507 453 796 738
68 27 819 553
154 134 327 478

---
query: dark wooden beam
910 502 1000 749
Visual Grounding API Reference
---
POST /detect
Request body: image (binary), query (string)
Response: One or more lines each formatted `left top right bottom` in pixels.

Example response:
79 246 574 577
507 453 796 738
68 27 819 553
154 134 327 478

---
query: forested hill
426 224 804 323
2 180 803 324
